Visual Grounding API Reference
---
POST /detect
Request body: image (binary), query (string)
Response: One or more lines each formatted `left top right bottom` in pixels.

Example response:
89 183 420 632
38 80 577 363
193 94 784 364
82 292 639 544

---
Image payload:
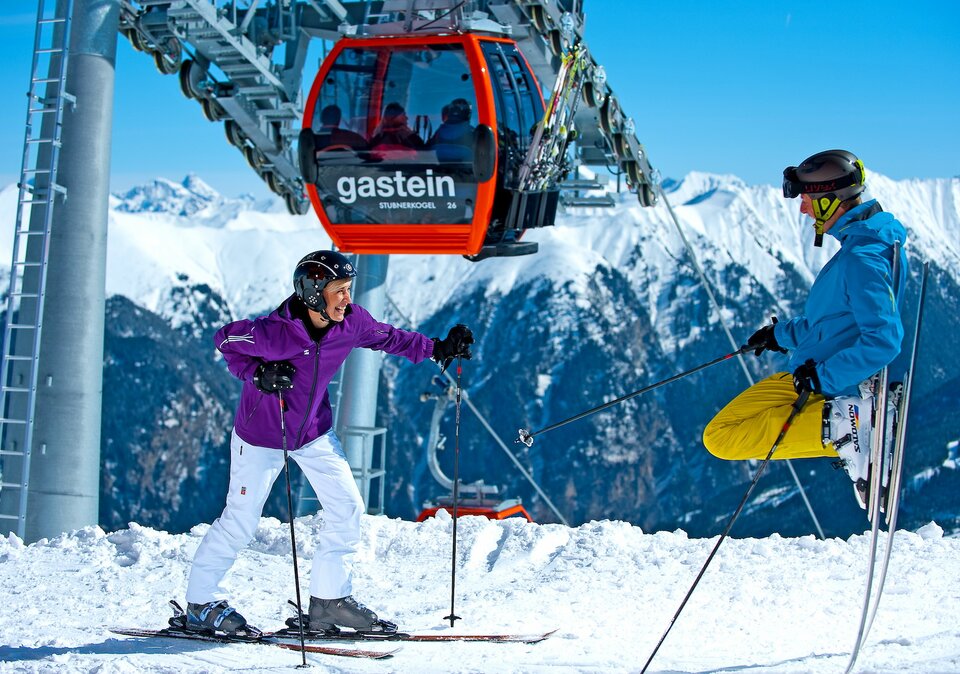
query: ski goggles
782 160 865 199
783 168 854 198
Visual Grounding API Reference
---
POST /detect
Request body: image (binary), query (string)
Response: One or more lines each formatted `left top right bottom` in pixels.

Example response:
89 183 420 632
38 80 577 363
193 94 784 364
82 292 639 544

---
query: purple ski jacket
215 296 434 449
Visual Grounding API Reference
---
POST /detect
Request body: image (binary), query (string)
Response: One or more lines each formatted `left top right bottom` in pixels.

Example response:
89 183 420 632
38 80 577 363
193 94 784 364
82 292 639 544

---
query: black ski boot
186 600 253 636
307 595 397 634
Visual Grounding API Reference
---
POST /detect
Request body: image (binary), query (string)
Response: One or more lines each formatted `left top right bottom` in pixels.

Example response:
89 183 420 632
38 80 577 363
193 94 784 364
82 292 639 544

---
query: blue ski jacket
774 200 908 397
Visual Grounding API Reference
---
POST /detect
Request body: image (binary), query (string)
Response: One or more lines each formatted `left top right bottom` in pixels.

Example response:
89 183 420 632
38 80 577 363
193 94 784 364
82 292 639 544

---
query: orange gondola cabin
299 32 557 259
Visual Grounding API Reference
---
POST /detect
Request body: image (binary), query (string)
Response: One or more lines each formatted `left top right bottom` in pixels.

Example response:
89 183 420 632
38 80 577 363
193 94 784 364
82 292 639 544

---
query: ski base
862 379 907 524
111 626 399 659
882 381 907 524
270 625 557 644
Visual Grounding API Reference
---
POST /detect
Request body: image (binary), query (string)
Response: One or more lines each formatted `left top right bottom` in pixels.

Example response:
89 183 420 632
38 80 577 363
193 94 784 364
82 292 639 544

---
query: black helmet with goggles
782 149 866 246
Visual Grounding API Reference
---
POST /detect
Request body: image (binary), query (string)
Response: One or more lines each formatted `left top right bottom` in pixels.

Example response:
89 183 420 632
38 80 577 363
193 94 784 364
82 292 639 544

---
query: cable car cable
384 292 571 526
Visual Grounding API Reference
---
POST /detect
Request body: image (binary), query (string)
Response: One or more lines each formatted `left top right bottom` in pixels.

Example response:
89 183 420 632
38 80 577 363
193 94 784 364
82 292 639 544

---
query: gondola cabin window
308 44 479 227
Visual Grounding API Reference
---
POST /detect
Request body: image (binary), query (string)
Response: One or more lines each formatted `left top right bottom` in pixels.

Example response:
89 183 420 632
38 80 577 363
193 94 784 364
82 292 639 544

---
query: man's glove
746 318 787 357
792 359 822 395
254 361 295 394
432 324 474 373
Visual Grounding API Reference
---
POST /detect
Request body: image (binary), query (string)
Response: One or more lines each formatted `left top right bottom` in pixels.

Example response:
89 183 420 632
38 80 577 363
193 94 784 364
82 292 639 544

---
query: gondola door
476 39 552 257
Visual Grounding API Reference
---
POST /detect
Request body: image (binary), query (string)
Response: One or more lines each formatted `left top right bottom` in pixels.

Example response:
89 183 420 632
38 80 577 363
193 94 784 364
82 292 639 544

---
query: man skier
703 149 907 507
185 250 474 635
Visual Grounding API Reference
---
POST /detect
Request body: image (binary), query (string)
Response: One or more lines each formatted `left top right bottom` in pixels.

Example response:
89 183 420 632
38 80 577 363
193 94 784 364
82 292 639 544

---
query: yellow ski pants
703 372 837 461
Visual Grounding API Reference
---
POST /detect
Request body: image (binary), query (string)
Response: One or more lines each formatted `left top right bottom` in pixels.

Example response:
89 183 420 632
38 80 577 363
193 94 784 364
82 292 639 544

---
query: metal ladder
0 0 75 539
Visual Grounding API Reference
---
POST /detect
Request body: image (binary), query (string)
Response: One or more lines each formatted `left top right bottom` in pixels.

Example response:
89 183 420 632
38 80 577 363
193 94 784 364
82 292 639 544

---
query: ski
861 263 928 631
276 600 556 644
110 626 400 659
883 381 910 524
844 374 890 674
517 41 587 193
878 381 904 519
269 624 557 644
844 257 926 674
866 368 893 525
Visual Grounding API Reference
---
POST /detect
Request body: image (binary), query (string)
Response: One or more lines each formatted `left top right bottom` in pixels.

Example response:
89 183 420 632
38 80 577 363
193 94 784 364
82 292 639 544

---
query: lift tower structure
0 0 120 542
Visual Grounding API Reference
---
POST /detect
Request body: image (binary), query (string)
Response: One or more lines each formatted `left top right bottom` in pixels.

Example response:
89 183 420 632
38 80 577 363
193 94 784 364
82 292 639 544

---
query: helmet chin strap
812 219 825 248
810 194 842 248
305 278 331 321
299 295 331 323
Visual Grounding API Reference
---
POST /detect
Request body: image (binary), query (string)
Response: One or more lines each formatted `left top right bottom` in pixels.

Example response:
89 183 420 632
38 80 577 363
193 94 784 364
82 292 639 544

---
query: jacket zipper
244 396 263 423
294 340 322 448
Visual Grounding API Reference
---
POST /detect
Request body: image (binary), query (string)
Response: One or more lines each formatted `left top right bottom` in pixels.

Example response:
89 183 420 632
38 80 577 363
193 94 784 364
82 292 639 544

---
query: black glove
746 318 787 357
432 324 474 373
792 359 821 395
253 361 295 394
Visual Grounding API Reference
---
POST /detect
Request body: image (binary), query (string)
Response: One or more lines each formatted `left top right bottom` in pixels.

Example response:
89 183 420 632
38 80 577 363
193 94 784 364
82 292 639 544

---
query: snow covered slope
1 514 958 673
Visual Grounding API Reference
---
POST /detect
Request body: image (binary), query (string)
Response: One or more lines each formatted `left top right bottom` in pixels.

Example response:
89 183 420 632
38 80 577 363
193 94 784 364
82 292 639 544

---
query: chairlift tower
0 0 120 542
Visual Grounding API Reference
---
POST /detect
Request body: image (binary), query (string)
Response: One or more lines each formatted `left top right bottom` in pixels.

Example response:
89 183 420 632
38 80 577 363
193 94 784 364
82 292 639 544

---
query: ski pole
443 355 464 627
640 388 811 674
516 345 752 447
278 390 309 668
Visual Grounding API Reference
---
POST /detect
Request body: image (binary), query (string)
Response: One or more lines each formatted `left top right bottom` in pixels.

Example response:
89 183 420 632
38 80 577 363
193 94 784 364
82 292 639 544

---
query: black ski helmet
782 149 866 246
292 250 357 316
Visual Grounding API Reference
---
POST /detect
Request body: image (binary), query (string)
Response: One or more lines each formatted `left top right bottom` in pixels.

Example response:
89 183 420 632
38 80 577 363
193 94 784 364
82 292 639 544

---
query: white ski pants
186 428 364 604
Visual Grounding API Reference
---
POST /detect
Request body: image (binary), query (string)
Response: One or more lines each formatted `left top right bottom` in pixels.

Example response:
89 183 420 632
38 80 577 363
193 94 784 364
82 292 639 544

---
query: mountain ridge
0 171 957 536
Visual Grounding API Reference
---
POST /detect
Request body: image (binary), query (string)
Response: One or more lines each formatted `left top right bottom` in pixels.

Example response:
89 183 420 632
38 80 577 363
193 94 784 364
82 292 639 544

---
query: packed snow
2 513 959 673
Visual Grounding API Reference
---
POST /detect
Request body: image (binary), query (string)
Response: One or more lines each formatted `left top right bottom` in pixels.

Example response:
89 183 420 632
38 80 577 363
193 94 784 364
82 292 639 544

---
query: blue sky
1 1 957 199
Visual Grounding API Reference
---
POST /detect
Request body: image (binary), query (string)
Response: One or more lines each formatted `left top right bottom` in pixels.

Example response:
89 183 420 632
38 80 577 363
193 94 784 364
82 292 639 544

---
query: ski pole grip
516 429 534 447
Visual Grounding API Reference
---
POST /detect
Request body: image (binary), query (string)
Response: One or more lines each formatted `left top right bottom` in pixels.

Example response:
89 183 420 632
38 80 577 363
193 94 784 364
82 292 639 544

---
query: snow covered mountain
110 174 274 219
1 172 957 538
380 171 960 538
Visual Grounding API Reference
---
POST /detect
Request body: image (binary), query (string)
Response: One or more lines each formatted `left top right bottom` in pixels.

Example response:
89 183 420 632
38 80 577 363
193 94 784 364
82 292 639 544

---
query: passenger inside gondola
369 102 426 158
314 104 367 151
428 98 475 163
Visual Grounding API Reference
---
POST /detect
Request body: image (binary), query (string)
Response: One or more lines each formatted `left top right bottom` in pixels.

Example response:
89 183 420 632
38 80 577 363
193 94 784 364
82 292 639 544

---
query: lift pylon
0 0 75 540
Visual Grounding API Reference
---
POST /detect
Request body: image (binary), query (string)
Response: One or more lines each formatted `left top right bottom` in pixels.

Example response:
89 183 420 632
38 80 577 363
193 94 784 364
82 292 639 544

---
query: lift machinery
117 0 659 259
